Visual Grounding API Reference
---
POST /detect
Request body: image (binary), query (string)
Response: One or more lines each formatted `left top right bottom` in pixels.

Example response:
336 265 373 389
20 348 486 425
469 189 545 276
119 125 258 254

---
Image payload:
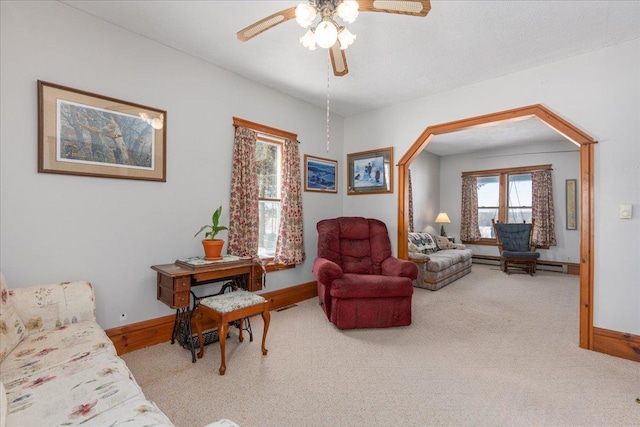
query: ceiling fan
237 0 431 77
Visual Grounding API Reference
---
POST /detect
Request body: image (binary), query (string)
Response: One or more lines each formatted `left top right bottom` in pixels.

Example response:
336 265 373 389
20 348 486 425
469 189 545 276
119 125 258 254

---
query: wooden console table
151 258 263 362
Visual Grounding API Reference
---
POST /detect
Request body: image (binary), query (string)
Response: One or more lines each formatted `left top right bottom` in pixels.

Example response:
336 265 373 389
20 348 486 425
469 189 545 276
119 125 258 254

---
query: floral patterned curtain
531 169 557 246
227 126 259 257
460 175 481 241
274 138 306 265
408 169 414 232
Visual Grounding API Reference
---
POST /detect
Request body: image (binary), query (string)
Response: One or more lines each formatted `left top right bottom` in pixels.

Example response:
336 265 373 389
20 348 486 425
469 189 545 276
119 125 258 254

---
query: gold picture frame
38 80 166 181
347 147 393 195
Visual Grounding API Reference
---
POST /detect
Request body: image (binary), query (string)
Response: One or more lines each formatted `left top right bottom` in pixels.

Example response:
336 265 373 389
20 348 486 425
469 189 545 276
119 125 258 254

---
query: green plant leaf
195 205 227 240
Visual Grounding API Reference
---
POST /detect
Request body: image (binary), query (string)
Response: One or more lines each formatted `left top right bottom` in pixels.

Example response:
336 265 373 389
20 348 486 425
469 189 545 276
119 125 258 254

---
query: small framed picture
347 147 393 195
304 154 337 193
38 80 166 181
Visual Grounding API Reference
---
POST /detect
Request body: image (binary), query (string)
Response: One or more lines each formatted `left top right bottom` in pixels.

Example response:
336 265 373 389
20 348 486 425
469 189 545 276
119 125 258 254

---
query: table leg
218 319 229 375
195 307 205 359
171 309 180 344
261 308 270 356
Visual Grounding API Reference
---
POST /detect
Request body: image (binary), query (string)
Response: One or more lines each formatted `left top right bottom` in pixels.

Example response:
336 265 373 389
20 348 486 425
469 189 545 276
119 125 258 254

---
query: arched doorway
397 104 596 349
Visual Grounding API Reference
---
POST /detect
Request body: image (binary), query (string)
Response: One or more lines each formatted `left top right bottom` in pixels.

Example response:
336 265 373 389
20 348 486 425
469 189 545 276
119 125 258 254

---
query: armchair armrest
312 258 343 284
382 256 418 280
10 281 96 333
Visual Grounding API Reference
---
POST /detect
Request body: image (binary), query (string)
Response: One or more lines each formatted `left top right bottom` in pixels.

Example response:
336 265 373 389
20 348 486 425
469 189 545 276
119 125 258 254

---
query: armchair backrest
492 219 535 252
316 217 392 275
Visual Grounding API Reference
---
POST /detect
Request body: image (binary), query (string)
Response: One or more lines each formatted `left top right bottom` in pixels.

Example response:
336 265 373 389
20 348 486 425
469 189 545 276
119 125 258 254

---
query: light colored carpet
122 264 640 426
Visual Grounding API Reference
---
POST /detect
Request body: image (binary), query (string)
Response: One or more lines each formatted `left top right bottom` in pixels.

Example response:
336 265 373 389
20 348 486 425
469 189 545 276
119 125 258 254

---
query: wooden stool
194 290 270 375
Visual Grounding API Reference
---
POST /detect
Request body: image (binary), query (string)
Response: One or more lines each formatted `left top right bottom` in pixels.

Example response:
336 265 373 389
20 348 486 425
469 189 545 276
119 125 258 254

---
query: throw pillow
435 235 457 250
408 232 438 254
0 271 28 363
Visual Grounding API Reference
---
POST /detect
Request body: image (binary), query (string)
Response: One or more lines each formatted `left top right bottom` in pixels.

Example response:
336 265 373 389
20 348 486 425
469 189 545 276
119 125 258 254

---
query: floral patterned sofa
408 232 473 291
0 271 174 427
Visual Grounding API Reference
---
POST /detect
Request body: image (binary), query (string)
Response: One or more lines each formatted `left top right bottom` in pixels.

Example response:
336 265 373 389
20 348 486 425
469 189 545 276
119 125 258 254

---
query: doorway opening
397 104 596 349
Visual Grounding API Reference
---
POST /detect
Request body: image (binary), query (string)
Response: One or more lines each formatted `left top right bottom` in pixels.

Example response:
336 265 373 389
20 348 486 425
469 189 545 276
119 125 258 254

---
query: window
467 166 540 241
229 117 305 269
477 175 500 238
507 173 532 223
256 137 282 258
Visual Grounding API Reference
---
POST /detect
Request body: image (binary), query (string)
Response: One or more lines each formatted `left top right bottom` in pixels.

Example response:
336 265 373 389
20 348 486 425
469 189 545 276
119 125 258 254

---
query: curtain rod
234 126 301 144
462 164 553 177
232 116 298 142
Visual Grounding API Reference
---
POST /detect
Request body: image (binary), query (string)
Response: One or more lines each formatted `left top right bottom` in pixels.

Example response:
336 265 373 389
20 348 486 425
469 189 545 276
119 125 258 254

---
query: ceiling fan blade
357 0 431 17
237 7 297 42
329 43 349 76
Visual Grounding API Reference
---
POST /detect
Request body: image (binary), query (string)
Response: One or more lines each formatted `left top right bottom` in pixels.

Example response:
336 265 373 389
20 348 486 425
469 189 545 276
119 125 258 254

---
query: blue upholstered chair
492 219 540 275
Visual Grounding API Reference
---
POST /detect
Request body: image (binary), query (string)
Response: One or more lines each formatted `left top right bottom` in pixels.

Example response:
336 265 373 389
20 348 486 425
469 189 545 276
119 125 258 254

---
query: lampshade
337 27 356 50
315 19 338 49
300 29 317 50
336 0 359 24
295 2 316 28
435 212 451 224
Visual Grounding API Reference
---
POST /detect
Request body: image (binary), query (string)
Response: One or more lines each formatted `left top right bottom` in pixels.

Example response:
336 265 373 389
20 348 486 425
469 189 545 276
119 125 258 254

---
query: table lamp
435 212 451 236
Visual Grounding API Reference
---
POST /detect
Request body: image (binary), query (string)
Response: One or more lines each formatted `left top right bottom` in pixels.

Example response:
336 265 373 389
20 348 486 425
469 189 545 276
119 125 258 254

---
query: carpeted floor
122 264 640 426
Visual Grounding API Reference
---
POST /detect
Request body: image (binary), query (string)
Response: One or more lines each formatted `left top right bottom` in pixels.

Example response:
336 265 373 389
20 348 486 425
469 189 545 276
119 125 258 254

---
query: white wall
344 39 640 335
0 1 344 329
409 151 440 233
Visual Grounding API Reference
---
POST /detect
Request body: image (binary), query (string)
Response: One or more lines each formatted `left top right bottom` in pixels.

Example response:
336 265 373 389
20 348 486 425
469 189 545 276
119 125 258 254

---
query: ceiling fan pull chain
326 50 331 152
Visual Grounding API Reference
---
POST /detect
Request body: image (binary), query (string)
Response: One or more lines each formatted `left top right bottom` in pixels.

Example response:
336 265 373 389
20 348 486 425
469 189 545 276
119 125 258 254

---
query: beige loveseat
0 271 174 427
408 232 473 290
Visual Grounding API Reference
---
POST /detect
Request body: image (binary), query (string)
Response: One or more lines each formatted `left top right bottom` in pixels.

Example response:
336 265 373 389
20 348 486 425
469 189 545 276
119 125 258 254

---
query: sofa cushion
82 396 173 426
2 350 148 427
0 321 116 384
1 381 6 427
0 272 28 364
425 249 473 272
408 232 438 254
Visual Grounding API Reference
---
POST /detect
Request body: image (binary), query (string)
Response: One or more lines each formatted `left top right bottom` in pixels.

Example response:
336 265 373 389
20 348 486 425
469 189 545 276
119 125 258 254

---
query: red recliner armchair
312 217 417 329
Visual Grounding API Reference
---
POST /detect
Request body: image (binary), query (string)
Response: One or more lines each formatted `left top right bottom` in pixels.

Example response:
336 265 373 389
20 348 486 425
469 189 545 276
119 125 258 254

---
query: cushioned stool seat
195 290 270 375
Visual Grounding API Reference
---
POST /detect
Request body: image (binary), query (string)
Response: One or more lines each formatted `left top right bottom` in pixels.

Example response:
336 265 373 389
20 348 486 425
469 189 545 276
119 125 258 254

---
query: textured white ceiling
426 116 575 157
62 0 640 118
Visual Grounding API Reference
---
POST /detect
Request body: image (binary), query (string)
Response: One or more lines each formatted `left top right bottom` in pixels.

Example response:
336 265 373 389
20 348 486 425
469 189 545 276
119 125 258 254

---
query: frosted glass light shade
338 27 356 49
300 29 317 50
295 2 317 28
336 0 359 23
315 20 338 48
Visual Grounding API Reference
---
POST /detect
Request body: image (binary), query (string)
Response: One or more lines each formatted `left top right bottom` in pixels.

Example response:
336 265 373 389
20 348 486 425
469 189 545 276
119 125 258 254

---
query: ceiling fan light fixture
295 2 317 28
300 28 317 50
336 0 359 24
315 19 338 49
337 27 356 49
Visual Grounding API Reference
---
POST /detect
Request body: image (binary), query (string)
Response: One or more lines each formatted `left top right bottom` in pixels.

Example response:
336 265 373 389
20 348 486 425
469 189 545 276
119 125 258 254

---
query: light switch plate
619 204 632 219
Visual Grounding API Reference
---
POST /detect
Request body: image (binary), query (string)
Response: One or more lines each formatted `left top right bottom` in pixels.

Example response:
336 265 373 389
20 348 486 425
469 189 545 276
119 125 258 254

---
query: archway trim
397 104 595 349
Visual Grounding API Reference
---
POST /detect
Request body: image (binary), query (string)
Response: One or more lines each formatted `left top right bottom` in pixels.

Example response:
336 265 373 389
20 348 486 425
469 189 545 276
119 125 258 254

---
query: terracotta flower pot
202 239 224 260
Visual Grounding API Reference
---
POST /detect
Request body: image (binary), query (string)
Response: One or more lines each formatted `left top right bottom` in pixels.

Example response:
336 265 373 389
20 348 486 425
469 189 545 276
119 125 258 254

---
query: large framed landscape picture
347 147 393 195
38 81 166 181
304 154 337 193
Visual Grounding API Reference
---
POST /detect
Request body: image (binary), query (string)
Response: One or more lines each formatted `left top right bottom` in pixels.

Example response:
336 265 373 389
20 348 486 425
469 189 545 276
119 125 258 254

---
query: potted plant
194 205 228 260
